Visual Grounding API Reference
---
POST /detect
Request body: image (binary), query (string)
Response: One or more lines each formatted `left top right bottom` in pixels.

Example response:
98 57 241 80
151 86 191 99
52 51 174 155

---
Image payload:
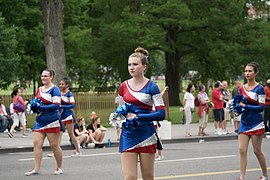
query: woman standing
183 83 195 137
8 88 28 137
117 47 165 180
197 84 210 136
25 69 63 176
237 62 268 180
59 78 81 156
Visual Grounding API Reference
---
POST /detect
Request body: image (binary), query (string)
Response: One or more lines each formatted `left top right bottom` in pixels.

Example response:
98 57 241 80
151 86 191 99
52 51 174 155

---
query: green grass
168 106 214 124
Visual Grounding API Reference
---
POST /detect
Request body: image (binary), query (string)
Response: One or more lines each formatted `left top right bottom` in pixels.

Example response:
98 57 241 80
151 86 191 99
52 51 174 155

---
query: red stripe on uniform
34 127 61 133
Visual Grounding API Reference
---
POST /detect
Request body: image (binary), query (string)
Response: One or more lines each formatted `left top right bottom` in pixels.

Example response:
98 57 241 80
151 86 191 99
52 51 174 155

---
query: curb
0 134 238 154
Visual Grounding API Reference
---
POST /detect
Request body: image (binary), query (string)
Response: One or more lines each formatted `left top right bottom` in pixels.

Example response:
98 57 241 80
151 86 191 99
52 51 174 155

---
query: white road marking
18 152 120 161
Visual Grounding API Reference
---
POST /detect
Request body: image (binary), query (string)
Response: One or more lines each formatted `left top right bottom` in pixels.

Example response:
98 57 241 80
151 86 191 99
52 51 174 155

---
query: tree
41 0 67 84
0 0 46 93
0 14 19 89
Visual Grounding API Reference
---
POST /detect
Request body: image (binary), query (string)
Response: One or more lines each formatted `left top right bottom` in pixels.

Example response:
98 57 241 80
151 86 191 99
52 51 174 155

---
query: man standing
264 79 270 132
212 81 225 135
221 81 230 134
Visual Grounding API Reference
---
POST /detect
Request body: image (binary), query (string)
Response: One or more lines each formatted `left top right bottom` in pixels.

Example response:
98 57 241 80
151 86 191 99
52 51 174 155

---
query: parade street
0 139 269 180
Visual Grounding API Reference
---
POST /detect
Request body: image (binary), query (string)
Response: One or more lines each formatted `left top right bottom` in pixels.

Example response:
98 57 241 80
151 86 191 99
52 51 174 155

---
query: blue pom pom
122 117 139 130
233 95 247 114
30 98 44 114
116 103 134 116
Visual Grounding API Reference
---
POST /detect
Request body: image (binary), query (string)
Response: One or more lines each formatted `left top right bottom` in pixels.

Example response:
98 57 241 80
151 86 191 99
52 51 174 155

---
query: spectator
8 88 28 138
183 83 195 137
197 84 210 136
74 116 89 148
264 79 270 132
221 80 231 134
232 80 242 132
212 81 225 135
87 116 107 145
5 105 13 131
0 96 8 133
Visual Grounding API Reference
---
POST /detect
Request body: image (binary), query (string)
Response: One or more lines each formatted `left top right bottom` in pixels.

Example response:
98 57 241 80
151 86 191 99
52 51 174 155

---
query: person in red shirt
212 81 225 135
264 79 270 132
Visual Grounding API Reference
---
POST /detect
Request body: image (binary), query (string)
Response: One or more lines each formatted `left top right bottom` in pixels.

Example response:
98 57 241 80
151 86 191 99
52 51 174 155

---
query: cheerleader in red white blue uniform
25 69 63 176
118 47 165 180
59 78 81 157
237 62 268 180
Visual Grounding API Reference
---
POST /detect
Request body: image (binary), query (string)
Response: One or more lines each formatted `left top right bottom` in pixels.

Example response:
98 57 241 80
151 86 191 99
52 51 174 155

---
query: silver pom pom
109 112 126 128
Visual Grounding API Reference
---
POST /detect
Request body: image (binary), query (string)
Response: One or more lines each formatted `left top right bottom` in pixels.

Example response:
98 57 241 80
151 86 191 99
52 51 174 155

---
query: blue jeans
0 115 7 132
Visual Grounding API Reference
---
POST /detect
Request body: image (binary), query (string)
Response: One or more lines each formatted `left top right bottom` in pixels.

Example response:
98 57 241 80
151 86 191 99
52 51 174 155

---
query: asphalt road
0 139 269 180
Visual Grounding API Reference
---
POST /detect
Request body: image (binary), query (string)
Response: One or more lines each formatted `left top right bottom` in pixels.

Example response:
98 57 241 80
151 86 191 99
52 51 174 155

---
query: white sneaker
22 134 28 138
155 155 164 161
217 129 223 136
259 176 268 180
3 129 8 133
25 169 40 176
47 152 54 157
54 168 63 175
71 151 81 157
222 130 228 135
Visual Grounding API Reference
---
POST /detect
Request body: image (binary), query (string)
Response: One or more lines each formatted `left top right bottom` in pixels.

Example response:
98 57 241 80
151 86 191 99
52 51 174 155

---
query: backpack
13 102 25 112
194 96 200 107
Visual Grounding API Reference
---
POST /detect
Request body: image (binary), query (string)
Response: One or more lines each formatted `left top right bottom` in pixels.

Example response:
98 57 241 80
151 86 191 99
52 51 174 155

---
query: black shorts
213 108 224 121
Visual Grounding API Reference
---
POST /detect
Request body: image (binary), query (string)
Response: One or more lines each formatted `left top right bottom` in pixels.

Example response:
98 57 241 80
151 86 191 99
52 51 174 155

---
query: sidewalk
0 122 238 154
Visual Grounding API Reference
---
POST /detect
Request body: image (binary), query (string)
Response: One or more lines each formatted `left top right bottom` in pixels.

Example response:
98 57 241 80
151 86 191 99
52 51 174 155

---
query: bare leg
99 131 105 142
9 124 16 134
66 123 80 153
32 132 46 172
251 135 268 177
139 153 155 180
22 125 26 135
238 133 250 180
121 152 138 180
47 133 62 170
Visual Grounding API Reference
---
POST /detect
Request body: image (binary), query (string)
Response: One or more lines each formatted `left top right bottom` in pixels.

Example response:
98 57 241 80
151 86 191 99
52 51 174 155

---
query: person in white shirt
0 96 8 133
182 83 195 136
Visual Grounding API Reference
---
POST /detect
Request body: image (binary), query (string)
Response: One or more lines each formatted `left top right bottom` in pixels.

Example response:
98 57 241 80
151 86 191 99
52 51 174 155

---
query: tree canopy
0 0 270 105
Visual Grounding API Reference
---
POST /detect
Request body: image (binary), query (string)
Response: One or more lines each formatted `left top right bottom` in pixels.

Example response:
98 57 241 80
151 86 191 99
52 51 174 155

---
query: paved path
0 122 237 153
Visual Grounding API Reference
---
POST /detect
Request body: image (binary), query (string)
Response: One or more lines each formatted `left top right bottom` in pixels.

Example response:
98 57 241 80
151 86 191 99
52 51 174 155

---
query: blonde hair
129 47 149 66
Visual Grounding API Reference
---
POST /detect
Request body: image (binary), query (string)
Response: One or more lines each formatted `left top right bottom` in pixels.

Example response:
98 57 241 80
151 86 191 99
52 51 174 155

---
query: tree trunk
165 51 181 106
41 0 66 84
164 27 181 106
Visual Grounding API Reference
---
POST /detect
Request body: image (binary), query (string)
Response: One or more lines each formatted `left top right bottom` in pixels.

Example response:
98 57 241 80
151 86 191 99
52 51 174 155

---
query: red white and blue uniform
238 84 265 135
32 86 62 133
118 80 165 153
60 91 75 125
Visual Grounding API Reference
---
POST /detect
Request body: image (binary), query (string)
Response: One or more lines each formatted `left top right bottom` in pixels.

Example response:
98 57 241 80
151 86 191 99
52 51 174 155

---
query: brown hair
246 61 260 74
77 116 84 122
129 47 149 66
91 116 100 124
43 69 55 79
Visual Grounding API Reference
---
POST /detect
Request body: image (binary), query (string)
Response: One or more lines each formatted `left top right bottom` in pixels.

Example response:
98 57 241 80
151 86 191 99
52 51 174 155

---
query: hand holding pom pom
30 98 44 116
109 103 139 130
109 112 126 128
233 94 247 115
